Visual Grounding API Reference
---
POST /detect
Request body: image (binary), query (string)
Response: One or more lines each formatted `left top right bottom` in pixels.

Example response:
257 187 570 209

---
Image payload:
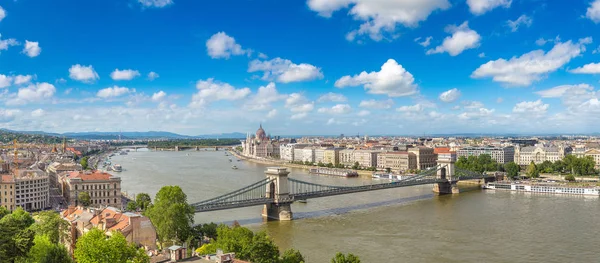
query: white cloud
248 58 323 83
14 75 33 85
535 84 596 108
478 52 485 58
8 82 56 105
317 92 347 102
307 0 450 41
267 109 277 118
318 104 352 114
22 41 41 57
463 100 484 109
0 6 5 22
512 99 549 114
359 99 394 109
0 74 12 88
467 0 511 15
110 69 140 80
69 64 99 83
569 63 600 74
458 108 495 120
438 88 461 102
290 103 315 113
206 32 248 59
587 0 600 23
285 93 309 108
357 110 370 116
245 82 287 110
335 59 417 97
148 71 159 81
397 103 431 112
471 38 590 86
0 109 20 122
31 109 45 117
97 86 132 98
415 36 433 47
0 34 18 53
426 21 481 56
151 91 167 102
291 113 308 120
138 0 173 8
507 15 532 32
190 78 251 108
326 118 344 125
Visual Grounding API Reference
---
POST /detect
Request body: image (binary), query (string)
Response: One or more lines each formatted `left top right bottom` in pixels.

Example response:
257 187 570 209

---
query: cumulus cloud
535 84 595 107
414 36 433 47
148 71 159 81
569 63 600 74
587 0 600 23
358 99 394 109
426 21 480 56
244 82 287 110
151 91 167 102
110 69 140 80
458 108 495 120
513 99 549 114
471 38 591 86
462 100 484 109
335 59 417 97
0 74 12 88
0 109 20 122
14 75 33 85
291 113 308 120
318 104 352 114
507 15 532 32
69 64 99 83
31 109 45 117
357 110 370 116
467 0 511 15
138 0 173 8
22 41 41 57
248 58 323 83
190 78 251 108
0 6 5 22
206 32 249 59
317 92 347 102
267 109 277 118
439 88 461 102
396 103 431 112
0 34 18 53
307 0 450 41
97 86 132 98
8 82 56 105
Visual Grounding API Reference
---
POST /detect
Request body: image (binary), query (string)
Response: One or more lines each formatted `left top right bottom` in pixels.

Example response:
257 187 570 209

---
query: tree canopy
504 162 520 179
74 228 149 263
0 207 35 262
331 252 361 263
456 154 501 173
145 185 194 246
79 192 91 207
135 193 152 211
31 211 71 244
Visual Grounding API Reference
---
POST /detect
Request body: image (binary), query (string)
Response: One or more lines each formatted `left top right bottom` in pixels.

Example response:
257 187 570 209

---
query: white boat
231 165 238 170
372 173 394 180
111 164 122 172
484 182 600 196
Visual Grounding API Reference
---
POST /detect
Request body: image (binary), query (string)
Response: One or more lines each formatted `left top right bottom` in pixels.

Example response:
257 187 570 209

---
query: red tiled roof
68 171 113 181
1 175 14 183
434 147 451 154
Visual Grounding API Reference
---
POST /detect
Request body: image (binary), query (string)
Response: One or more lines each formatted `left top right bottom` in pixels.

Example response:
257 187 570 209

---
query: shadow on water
217 193 434 226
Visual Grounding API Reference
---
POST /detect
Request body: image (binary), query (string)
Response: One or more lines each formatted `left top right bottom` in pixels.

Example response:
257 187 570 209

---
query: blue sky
2 0 600 136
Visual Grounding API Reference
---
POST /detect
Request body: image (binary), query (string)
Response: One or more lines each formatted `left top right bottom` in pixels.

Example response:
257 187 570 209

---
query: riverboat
309 167 358 177
484 182 600 196
372 173 394 180
231 165 238 170
111 164 123 172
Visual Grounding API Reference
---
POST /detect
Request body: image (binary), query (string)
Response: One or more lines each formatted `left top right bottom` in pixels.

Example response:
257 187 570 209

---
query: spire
260 123 262 129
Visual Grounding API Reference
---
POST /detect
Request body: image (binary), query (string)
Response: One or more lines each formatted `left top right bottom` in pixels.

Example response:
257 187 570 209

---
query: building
14 169 50 212
0 174 15 211
242 124 280 158
456 146 515 164
515 145 569 165
279 144 295 161
46 161 83 188
353 150 379 168
300 148 315 163
377 152 417 172
339 149 355 166
62 206 157 253
323 148 341 165
584 149 600 168
408 147 437 170
314 148 326 164
60 171 122 208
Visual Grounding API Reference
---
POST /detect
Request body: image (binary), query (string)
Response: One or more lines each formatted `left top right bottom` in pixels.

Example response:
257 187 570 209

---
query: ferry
484 182 600 196
111 164 123 172
309 167 358 177
231 165 238 170
372 173 394 180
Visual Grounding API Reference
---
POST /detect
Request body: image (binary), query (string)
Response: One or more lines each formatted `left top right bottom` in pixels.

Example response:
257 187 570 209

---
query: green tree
0 206 9 220
31 211 71 244
26 235 73 263
385 167 391 173
504 162 520 179
526 161 539 178
195 243 217 255
0 207 35 262
126 201 138 212
304 161 311 165
281 248 305 263
326 163 334 168
244 232 280 263
331 252 361 263
79 192 91 207
565 174 576 182
552 160 566 173
74 228 149 263
352 162 360 170
80 156 89 170
317 161 324 167
135 193 152 211
145 186 194 246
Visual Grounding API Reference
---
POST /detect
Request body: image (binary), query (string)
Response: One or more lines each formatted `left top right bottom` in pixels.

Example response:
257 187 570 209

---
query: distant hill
197 132 246 139
0 129 247 140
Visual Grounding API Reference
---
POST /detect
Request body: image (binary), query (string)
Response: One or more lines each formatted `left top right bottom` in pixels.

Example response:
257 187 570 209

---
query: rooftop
68 170 116 181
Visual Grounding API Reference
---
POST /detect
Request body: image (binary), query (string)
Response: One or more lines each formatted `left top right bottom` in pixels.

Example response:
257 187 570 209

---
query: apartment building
408 147 437 170
60 171 122 208
353 150 379 168
14 169 50 212
456 146 515 164
323 148 341 165
314 148 326 164
279 144 295 161
0 174 15 211
377 152 417 172
339 149 355 166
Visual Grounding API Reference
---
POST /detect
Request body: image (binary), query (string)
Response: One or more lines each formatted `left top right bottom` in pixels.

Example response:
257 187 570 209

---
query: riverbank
228 150 374 178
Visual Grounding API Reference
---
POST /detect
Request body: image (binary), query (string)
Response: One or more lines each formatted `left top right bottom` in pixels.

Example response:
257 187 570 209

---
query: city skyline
2 1 600 135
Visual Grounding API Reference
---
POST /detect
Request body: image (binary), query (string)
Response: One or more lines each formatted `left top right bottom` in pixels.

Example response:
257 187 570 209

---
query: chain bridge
190 153 496 220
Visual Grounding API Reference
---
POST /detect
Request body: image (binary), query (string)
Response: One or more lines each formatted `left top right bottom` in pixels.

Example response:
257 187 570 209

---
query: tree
331 252 361 263
74 228 149 263
195 243 217 255
565 174 576 182
0 207 35 262
317 161 324 167
281 249 305 263
504 162 520 179
326 163 334 168
26 235 73 263
0 206 9 220
526 161 539 178
244 232 280 263
126 201 138 212
31 211 71 244
80 156 89 170
352 162 360 170
385 168 391 173
303 161 311 165
135 193 152 211
79 192 91 207
145 186 194 246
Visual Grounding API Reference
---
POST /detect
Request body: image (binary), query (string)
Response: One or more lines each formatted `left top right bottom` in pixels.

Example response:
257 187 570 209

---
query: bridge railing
191 178 274 208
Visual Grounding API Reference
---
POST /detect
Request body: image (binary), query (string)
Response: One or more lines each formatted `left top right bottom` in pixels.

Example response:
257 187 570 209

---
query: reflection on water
112 150 600 263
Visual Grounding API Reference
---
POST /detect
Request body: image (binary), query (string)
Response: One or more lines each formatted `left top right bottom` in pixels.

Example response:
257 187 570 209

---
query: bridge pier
262 167 293 221
434 152 460 195
433 181 460 194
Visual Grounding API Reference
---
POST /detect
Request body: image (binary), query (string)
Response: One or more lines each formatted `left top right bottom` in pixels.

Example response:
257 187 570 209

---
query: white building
314 148 326 164
515 145 569 165
279 144 296 161
14 169 50 212
457 146 515 164
353 150 379 168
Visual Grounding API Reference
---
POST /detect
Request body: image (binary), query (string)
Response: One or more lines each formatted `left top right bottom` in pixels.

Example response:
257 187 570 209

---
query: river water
110 150 600 263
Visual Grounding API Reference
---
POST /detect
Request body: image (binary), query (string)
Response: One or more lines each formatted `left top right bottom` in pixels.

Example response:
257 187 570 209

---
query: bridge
190 153 496 221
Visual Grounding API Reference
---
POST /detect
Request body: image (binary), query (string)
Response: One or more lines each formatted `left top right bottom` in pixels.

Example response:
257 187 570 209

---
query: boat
229 158 232 162
111 164 123 172
372 173 394 180
231 165 238 170
119 151 128 155
484 182 600 196
297 200 307 204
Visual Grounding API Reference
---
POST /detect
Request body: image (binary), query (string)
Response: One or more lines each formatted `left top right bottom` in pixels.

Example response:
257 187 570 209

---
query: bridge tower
433 152 460 194
262 167 293 221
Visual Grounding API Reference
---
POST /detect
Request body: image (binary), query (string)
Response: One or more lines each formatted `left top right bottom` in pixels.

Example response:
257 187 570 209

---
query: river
109 150 600 263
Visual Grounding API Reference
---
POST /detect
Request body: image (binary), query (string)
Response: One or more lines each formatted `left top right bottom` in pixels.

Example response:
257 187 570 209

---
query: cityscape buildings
457 146 515 164
60 170 122 208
